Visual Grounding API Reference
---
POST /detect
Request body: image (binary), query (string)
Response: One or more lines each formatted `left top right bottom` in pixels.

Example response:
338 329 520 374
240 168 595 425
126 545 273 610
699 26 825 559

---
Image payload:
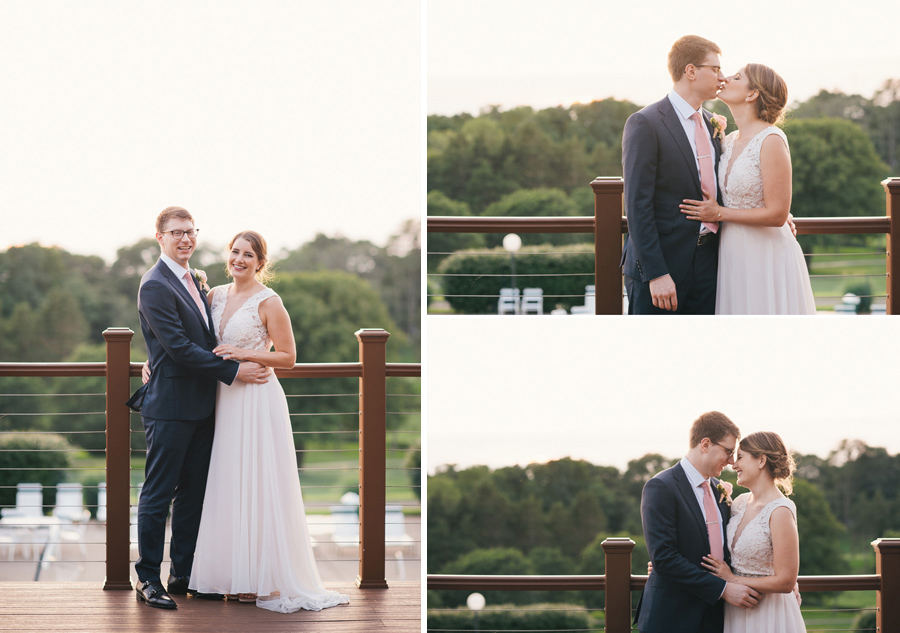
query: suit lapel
673 463 708 538
702 110 726 204
711 476 732 559
159 264 211 333
658 98 702 192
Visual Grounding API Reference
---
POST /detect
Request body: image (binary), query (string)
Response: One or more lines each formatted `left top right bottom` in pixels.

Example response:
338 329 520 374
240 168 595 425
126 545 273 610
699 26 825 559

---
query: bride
679 64 816 314
188 231 349 612
701 432 806 633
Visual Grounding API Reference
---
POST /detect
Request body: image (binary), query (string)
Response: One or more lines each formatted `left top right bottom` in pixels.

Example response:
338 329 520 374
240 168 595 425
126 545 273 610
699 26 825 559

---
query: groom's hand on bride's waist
236 361 271 384
722 582 760 609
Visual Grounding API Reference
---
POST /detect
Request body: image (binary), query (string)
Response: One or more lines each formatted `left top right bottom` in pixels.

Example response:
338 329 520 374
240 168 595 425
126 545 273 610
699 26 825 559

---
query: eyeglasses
695 65 722 75
162 229 199 240
711 440 735 459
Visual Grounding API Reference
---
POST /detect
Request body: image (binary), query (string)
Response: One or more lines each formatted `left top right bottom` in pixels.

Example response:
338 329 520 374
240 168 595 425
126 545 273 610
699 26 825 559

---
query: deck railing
428 537 900 632
428 177 900 314
0 327 420 590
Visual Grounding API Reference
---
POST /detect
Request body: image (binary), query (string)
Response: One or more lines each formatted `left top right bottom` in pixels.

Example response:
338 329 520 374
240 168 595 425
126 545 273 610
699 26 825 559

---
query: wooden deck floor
0 582 421 633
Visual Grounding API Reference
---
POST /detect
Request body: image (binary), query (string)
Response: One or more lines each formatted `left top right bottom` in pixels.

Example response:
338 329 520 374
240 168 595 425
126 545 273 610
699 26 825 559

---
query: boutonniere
710 114 728 142
192 269 210 292
717 481 733 506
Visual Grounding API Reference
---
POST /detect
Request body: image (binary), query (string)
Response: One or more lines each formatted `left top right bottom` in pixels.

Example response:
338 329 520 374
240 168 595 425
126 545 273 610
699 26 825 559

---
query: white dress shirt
158 253 209 328
679 456 726 548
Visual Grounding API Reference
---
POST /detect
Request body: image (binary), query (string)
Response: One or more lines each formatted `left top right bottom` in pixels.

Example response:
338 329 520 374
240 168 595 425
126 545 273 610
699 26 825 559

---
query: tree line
427 440 899 608
427 80 900 275
0 226 421 451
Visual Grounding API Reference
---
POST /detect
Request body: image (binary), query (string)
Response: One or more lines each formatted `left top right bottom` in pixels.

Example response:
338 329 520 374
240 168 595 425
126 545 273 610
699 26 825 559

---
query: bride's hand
701 555 736 582
680 192 722 222
214 344 250 362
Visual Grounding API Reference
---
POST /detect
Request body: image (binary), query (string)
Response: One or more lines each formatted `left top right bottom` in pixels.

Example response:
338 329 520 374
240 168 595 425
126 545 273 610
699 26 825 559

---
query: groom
621 35 725 314
635 411 760 633
133 206 269 609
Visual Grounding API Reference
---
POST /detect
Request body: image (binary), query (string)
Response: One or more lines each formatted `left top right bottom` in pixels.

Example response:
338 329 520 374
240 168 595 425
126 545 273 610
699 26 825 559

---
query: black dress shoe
167 575 224 600
136 580 177 610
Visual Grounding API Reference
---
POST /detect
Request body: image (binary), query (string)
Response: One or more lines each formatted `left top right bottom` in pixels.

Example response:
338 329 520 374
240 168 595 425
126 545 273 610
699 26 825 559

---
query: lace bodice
718 126 789 210
726 493 797 577
210 284 277 351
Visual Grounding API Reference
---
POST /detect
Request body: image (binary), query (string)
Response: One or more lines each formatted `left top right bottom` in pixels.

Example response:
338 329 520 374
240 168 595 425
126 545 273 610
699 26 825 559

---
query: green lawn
70 442 420 509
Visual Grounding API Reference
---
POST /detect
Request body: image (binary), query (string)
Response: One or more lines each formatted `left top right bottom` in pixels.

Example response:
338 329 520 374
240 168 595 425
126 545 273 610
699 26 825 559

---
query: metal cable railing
0 335 421 585
428 177 900 315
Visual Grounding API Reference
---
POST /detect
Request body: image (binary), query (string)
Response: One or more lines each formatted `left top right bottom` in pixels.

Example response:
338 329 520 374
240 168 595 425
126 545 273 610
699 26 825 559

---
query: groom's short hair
689 411 740 447
668 35 721 82
156 206 194 234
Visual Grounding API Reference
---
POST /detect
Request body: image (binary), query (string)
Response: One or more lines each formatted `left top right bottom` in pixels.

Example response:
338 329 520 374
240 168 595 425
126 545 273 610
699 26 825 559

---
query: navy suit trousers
135 413 215 582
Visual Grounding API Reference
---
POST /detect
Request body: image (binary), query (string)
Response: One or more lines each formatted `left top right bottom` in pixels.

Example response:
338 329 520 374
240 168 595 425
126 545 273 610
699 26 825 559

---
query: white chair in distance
96 482 107 523
0 483 44 559
497 288 520 315
52 483 90 558
385 505 415 551
520 288 544 315
329 492 360 553
570 285 596 315
1 482 44 519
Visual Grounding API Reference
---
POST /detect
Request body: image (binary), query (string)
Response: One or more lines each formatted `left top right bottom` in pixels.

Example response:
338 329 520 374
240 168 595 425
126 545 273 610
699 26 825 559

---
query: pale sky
428 0 900 115
1 1 421 263
426 317 900 473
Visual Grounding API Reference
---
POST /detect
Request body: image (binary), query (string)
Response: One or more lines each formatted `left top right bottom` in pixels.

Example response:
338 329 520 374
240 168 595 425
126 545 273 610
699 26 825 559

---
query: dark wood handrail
0 361 422 380
426 573 881 592
427 216 595 233
426 215 891 235
427 574 606 591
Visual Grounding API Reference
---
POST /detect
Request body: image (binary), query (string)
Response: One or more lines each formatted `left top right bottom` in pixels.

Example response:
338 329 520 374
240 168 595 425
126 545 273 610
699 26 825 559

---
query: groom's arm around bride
635 412 759 633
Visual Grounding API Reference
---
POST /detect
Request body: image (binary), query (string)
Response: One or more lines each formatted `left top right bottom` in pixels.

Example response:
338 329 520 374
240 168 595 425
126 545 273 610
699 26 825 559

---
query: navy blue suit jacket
635 463 731 633
137 260 238 421
621 96 724 285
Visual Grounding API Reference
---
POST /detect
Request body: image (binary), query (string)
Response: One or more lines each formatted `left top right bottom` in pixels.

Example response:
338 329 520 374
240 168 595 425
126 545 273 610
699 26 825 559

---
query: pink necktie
690 112 719 234
702 480 724 561
183 270 208 326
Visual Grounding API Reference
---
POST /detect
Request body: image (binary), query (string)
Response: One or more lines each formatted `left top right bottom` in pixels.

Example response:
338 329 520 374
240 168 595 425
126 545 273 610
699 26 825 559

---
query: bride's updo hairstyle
227 230 275 284
744 63 788 126
739 431 796 495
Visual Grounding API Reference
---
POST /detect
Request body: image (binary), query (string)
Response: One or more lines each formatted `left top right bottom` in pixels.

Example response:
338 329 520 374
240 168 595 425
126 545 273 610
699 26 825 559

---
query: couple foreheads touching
636 411 805 633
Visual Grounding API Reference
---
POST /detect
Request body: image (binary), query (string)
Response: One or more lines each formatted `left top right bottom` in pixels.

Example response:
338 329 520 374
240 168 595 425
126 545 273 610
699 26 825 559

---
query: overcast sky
427 317 899 473
428 0 900 115
1 1 421 263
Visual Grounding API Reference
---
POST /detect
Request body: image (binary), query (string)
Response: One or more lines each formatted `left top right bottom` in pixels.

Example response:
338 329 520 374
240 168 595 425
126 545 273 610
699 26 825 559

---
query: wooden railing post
102 328 133 590
591 177 625 315
603 537 635 632
874 538 900 633
883 178 900 315
355 328 389 589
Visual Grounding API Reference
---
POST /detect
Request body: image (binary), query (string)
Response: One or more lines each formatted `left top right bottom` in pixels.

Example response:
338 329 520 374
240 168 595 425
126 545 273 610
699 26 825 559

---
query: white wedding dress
716 127 817 315
724 494 806 633
189 284 350 613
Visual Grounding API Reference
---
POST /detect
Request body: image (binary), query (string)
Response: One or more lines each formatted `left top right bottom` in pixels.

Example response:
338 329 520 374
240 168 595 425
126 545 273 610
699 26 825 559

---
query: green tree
792 478 848 577
271 270 416 440
482 188 585 248
785 118 890 251
440 547 537 606
426 191 486 273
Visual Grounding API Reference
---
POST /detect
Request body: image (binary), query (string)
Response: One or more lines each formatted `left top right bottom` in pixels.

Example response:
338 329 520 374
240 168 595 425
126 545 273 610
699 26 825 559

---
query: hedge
436 244 596 314
0 433 72 511
427 603 593 631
